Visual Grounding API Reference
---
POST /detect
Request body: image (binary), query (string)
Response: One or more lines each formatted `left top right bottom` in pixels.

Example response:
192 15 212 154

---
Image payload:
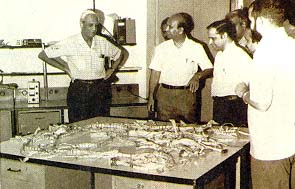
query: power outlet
48 89 59 94
47 87 68 100
112 84 139 98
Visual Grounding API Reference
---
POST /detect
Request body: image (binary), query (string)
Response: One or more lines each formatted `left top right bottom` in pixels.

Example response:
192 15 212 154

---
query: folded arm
235 82 272 112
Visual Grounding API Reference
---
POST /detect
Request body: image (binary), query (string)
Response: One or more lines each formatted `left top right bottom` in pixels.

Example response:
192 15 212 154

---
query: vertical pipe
42 42 49 101
93 0 95 10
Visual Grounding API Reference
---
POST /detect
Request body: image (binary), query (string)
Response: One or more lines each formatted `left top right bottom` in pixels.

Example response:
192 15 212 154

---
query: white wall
0 0 147 97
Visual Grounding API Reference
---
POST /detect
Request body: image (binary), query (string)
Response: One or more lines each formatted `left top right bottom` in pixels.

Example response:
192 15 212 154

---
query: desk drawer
95 174 192 189
112 176 193 189
0 158 45 183
1 177 44 189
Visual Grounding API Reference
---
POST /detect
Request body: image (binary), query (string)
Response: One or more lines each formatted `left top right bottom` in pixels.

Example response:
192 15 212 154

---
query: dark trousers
213 96 247 126
67 79 112 123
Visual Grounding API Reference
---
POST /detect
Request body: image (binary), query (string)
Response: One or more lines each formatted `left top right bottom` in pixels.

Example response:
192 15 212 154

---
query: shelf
0 45 42 49
0 67 142 76
117 66 142 72
0 72 65 76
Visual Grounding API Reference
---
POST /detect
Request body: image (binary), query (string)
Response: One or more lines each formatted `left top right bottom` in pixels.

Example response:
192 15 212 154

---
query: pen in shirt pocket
186 58 194 64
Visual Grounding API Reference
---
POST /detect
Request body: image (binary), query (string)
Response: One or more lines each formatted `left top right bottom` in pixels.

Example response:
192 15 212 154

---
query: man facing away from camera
235 0 295 188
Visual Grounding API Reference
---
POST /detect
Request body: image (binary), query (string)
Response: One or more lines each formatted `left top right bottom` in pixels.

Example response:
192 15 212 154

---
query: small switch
21 90 28 96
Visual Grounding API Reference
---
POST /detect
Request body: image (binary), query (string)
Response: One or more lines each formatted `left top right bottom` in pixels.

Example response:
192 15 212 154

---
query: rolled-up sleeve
44 41 69 58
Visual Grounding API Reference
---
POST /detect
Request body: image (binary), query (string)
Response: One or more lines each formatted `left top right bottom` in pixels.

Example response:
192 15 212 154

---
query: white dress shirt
211 41 251 97
248 28 295 160
149 37 213 86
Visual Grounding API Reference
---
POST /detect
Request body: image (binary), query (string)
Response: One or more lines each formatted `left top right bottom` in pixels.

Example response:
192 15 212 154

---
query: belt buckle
228 95 238 100
86 80 94 84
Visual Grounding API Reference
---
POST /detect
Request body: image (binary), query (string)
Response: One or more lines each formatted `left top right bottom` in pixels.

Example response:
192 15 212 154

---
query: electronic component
27 79 40 104
22 39 42 47
113 18 136 45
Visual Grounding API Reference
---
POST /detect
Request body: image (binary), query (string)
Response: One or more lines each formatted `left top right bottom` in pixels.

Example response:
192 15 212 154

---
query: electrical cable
126 87 148 101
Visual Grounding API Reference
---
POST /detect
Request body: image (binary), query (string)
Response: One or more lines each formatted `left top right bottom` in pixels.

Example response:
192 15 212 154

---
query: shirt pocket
185 57 198 73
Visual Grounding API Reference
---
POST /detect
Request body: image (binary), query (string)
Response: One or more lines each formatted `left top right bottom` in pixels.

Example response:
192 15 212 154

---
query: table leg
224 158 237 189
194 180 205 189
91 172 95 189
240 143 250 189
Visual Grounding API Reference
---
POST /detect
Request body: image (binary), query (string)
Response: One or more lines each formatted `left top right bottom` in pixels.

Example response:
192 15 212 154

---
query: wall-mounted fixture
113 18 136 45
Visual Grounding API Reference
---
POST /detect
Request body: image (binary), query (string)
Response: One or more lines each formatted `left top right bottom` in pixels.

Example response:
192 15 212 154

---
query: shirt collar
171 36 188 48
219 41 236 54
76 33 89 47
227 41 237 49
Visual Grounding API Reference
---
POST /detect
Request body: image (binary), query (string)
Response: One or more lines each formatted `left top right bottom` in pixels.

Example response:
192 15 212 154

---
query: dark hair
285 1 295 25
207 19 237 40
175 12 195 34
225 7 251 28
250 0 291 26
161 17 169 29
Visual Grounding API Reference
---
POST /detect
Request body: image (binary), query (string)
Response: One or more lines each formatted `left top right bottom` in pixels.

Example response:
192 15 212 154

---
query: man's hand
187 74 200 93
147 97 155 112
235 82 249 98
104 69 115 80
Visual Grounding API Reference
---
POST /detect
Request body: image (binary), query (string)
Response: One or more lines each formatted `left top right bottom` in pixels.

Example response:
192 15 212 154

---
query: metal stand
41 42 49 101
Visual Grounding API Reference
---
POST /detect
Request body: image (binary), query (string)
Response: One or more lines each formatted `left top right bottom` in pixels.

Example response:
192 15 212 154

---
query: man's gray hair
80 10 97 26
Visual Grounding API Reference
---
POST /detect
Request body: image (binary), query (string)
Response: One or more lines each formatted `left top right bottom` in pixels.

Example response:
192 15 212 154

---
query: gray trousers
156 86 197 123
251 154 295 189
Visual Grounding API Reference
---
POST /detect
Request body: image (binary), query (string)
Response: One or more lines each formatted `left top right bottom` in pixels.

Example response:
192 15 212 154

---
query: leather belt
161 83 189 89
74 79 104 84
213 95 239 101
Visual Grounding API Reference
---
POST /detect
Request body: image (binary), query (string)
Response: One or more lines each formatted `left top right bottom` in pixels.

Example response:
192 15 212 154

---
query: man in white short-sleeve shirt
235 0 295 188
207 19 252 126
38 10 128 123
148 13 213 123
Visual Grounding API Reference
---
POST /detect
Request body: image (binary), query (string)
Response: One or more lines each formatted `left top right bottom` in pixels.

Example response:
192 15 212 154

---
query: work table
0 116 250 189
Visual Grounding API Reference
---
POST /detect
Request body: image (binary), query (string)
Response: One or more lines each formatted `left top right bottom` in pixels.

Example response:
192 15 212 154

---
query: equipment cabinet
0 110 13 142
16 109 62 135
